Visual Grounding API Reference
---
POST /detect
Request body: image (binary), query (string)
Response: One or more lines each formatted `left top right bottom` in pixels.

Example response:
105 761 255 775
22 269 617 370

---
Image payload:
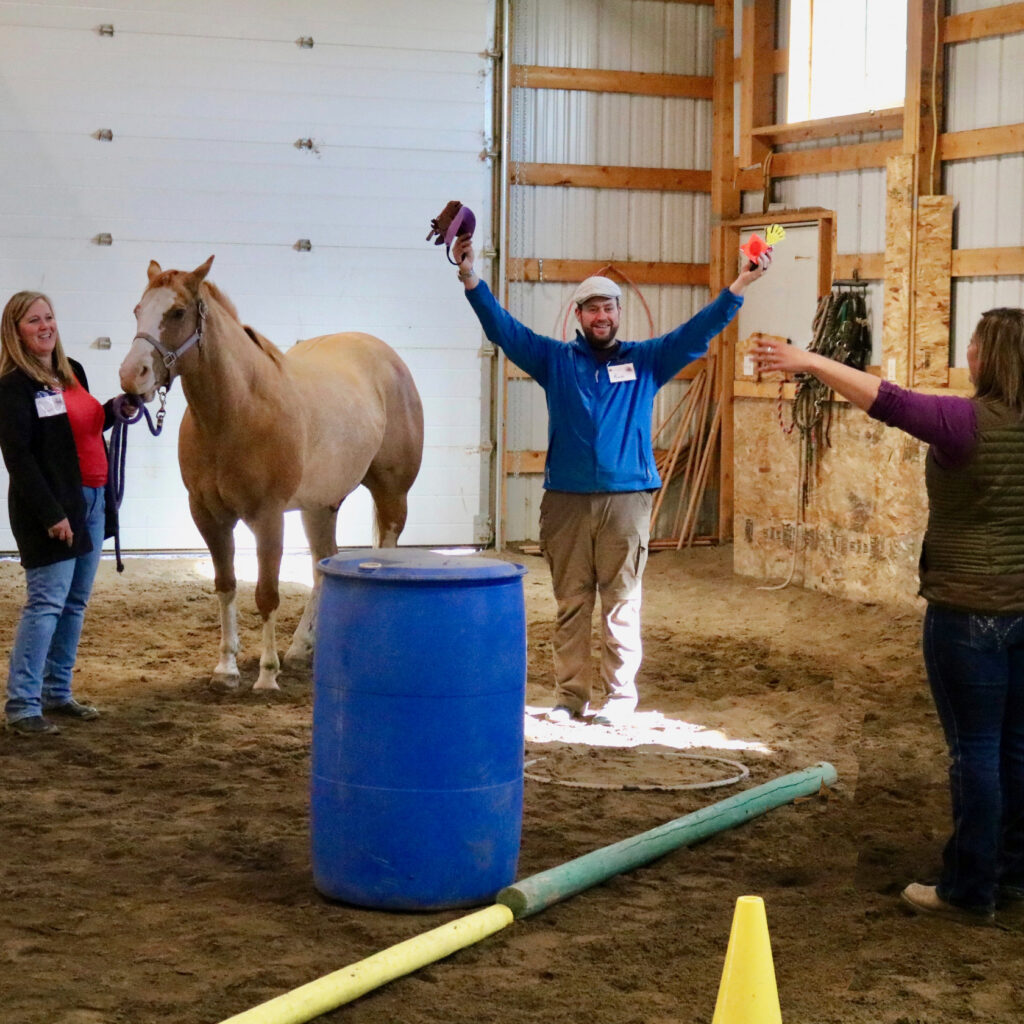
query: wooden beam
503 450 546 475
713 0 742 544
943 2 1024 44
735 139 901 189
834 253 885 281
948 367 971 390
940 123 1024 161
739 0 775 167
510 65 713 100
511 163 712 192
733 49 788 80
905 0 943 195
752 108 903 145
952 247 1024 278
724 207 836 227
508 258 709 286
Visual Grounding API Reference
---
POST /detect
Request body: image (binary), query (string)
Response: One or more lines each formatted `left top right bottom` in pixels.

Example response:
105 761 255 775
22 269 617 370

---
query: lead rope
106 389 167 572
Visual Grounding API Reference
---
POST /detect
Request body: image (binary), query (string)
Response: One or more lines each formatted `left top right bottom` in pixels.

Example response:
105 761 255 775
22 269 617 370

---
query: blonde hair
0 291 76 387
972 307 1024 417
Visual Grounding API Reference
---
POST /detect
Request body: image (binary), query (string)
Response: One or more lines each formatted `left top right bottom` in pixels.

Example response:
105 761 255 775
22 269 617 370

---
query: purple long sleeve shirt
867 380 977 468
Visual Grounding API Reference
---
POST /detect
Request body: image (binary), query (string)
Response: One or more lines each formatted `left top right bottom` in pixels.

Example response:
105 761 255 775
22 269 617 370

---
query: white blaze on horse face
119 286 178 399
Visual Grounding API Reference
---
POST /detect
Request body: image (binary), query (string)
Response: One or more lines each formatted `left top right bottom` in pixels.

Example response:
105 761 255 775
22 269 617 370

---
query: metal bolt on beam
293 239 312 252
296 36 314 48
97 24 114 36
93 233 113 246
92 129 113 142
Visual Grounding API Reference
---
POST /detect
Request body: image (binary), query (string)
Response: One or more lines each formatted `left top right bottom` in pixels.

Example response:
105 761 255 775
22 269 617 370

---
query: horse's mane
199 279 284 368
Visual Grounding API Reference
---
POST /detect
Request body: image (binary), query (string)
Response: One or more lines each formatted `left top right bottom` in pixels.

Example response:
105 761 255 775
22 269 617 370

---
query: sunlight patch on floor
524 705 773 753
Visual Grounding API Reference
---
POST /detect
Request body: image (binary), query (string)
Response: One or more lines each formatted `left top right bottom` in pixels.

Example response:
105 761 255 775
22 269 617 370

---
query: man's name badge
34 390 66 417
608 363 636 383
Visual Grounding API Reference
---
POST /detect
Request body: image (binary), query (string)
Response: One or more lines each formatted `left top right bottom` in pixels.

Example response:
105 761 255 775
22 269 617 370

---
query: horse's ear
192 255 215 283
147 260 162 282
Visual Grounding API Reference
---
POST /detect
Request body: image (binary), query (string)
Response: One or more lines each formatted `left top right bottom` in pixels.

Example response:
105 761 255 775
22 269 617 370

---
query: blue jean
922 604 1024 911
5 486 105 724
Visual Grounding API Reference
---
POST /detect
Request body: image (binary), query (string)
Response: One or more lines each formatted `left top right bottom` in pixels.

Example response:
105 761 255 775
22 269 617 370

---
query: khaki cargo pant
538 490 652 714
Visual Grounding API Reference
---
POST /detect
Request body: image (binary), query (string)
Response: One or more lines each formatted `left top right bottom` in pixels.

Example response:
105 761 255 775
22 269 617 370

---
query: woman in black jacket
0 291 128 736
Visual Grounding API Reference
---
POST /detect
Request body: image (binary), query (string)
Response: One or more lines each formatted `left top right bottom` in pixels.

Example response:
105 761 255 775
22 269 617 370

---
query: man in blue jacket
451 234 770 727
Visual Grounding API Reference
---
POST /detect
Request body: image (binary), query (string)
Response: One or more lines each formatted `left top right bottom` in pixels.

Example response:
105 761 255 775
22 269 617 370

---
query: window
787 0 907 122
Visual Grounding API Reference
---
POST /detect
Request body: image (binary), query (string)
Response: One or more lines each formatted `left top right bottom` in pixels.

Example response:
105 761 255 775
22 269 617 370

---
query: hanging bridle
133 298 207 381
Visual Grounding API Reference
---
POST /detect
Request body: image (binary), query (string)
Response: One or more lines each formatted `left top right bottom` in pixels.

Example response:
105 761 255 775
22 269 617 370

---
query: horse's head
119 255 215 400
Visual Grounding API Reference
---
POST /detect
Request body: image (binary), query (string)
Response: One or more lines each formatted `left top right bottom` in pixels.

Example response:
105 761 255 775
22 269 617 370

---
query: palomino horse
119 256 423 690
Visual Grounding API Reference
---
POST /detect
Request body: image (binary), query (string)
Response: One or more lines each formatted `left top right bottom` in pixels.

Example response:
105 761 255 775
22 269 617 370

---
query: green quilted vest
920 399 1024 612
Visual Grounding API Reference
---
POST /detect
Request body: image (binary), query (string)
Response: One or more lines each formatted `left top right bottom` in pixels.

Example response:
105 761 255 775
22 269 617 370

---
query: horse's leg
283 506 339 669
248 509 286 691
190 498 241 689
362 470 410 548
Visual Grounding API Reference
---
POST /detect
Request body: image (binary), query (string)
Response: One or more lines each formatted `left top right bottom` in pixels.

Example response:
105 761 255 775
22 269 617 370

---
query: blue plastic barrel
311 548 527 910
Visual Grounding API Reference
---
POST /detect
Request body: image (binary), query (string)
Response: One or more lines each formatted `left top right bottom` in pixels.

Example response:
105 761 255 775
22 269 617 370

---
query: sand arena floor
0 546 1021 1024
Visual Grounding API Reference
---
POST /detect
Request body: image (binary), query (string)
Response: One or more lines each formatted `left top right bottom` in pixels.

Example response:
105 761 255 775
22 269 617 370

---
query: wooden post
905 0 943 197
712 0 743 542
738 0 776 169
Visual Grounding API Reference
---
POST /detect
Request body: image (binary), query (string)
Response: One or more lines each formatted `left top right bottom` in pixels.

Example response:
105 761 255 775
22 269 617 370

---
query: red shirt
63 379 108 487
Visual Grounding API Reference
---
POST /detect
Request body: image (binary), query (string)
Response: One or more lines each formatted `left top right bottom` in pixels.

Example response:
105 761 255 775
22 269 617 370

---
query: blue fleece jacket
466 280 743 492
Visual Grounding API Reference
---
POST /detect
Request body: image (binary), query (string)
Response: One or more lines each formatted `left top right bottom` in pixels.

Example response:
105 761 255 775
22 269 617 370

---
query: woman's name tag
608 363 636 383
34 390 66 417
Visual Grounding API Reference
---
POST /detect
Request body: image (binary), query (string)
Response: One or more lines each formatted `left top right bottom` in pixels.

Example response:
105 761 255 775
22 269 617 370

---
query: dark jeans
922 604 1024 912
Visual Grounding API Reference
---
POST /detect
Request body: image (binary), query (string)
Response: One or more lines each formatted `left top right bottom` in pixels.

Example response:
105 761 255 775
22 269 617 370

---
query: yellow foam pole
711 895 782 1024
217 903 514 1024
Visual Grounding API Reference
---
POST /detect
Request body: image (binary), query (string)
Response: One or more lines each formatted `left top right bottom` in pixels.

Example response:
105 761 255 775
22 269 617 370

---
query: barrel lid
319 548 526 582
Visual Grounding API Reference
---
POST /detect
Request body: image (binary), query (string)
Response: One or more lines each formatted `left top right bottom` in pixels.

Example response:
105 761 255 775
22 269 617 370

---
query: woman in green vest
754 308 1024 926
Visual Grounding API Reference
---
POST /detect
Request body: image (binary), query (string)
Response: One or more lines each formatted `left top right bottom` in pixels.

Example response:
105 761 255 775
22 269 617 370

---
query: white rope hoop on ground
524 752 750 792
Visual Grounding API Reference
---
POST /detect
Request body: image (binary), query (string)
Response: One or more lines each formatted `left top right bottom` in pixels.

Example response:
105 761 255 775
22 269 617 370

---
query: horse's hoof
252 674 281 692
282 647 312 671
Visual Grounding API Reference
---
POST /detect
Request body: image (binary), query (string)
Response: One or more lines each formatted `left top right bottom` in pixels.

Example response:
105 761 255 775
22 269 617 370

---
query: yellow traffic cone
711 895 782 1024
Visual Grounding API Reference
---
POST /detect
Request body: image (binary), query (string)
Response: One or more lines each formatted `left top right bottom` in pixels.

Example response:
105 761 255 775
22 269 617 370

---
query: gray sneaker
7 715 60 736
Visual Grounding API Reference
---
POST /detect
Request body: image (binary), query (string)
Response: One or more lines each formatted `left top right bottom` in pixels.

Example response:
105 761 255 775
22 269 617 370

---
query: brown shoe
901 883 994 926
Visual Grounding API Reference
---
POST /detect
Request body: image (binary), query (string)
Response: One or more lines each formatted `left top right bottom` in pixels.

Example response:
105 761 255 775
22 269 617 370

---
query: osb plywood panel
733 397 928 608
913 195 954 387
883 155 914 387
734 332 787 382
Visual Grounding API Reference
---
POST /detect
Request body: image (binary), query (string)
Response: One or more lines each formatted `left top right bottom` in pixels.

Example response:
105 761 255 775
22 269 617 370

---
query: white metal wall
504 0 715 541
0 0 496 554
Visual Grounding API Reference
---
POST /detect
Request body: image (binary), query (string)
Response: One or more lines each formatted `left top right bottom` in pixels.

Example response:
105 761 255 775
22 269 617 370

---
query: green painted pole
497 761 837 918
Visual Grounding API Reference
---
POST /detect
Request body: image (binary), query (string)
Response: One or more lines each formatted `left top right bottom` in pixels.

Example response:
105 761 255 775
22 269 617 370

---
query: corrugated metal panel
952 278 1024 365
944 2 1024 359
503 0 717 542
516 0 712 74
949 0 1017 14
